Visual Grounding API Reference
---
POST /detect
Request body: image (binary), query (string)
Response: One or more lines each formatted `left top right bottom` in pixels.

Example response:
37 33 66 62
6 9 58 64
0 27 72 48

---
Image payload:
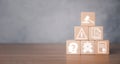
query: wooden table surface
0 43 119 64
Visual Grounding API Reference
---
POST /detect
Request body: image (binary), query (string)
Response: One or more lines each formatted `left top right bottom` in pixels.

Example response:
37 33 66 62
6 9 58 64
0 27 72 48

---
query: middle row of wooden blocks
74 26 103 40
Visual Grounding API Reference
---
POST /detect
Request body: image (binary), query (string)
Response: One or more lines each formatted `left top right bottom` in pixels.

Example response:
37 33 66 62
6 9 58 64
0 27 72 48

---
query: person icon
68 43 78 53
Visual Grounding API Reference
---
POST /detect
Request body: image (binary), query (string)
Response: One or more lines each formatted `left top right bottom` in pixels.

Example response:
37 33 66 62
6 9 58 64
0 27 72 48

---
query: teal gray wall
0 0 119 43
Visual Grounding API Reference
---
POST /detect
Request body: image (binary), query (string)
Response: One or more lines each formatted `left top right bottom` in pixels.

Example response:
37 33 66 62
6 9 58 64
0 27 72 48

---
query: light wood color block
89 26 103 40
74 26 88 40
66 40 81 54
96 40 109 54
81 12 95 26
80 41 96 54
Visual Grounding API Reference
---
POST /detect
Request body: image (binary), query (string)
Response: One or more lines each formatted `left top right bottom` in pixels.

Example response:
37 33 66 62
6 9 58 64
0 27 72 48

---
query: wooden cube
80 41 96 54
81 12 95 26
74 26 88 40
89 26 103 40
66 40 81 54
96 40 109 54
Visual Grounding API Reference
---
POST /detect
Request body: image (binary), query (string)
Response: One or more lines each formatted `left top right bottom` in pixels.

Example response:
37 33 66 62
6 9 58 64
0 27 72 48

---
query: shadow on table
110 48 120 55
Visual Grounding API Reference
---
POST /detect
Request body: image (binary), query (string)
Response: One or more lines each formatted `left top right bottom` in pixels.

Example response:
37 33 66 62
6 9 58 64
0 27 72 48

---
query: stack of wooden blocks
66 12 109 54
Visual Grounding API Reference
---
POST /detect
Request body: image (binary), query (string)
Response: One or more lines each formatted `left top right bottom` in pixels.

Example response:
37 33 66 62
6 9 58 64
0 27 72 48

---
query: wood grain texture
0 43 119 64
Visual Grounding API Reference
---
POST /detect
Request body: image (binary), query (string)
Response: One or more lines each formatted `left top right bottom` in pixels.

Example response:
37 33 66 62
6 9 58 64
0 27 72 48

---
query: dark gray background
0 0 120 43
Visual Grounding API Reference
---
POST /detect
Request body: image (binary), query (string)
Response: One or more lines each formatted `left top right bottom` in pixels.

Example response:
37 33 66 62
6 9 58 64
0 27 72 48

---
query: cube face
81 12 95 26
97 40 109 54
66 40 81 54
74 26 88 40
81 41 96 54
89 26 103 40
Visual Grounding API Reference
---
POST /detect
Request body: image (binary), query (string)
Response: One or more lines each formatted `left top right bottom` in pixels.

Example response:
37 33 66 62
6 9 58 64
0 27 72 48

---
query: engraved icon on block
74 26 88 40
89 26 103 40
97 40 109 54
81 41 95 54
81 12 95 26
66 40 81 54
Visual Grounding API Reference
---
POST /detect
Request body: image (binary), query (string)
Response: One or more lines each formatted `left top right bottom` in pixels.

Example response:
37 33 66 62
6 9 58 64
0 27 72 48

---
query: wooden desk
0 43 119 64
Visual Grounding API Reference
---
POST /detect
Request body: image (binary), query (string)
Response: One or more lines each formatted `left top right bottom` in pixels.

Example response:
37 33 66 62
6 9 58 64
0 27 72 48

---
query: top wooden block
81 12 95 26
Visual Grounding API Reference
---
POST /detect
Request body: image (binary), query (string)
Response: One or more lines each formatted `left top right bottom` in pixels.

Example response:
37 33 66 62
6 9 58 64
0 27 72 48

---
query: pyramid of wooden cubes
66 12 109 54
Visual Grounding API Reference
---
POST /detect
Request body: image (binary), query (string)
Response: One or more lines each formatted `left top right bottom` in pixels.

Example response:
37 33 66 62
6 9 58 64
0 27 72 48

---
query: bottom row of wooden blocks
66 40 109 54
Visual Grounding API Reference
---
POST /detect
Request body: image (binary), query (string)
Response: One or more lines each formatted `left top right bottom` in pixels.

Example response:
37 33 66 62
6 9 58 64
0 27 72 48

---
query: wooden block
74 26 88 40
81 12 95 26
66 40 81 54
80 41 96 54
96 40 109 54
89 26 103 40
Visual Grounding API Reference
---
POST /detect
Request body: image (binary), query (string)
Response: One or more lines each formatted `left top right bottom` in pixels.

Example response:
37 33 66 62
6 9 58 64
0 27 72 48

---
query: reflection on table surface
66 55 109 64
